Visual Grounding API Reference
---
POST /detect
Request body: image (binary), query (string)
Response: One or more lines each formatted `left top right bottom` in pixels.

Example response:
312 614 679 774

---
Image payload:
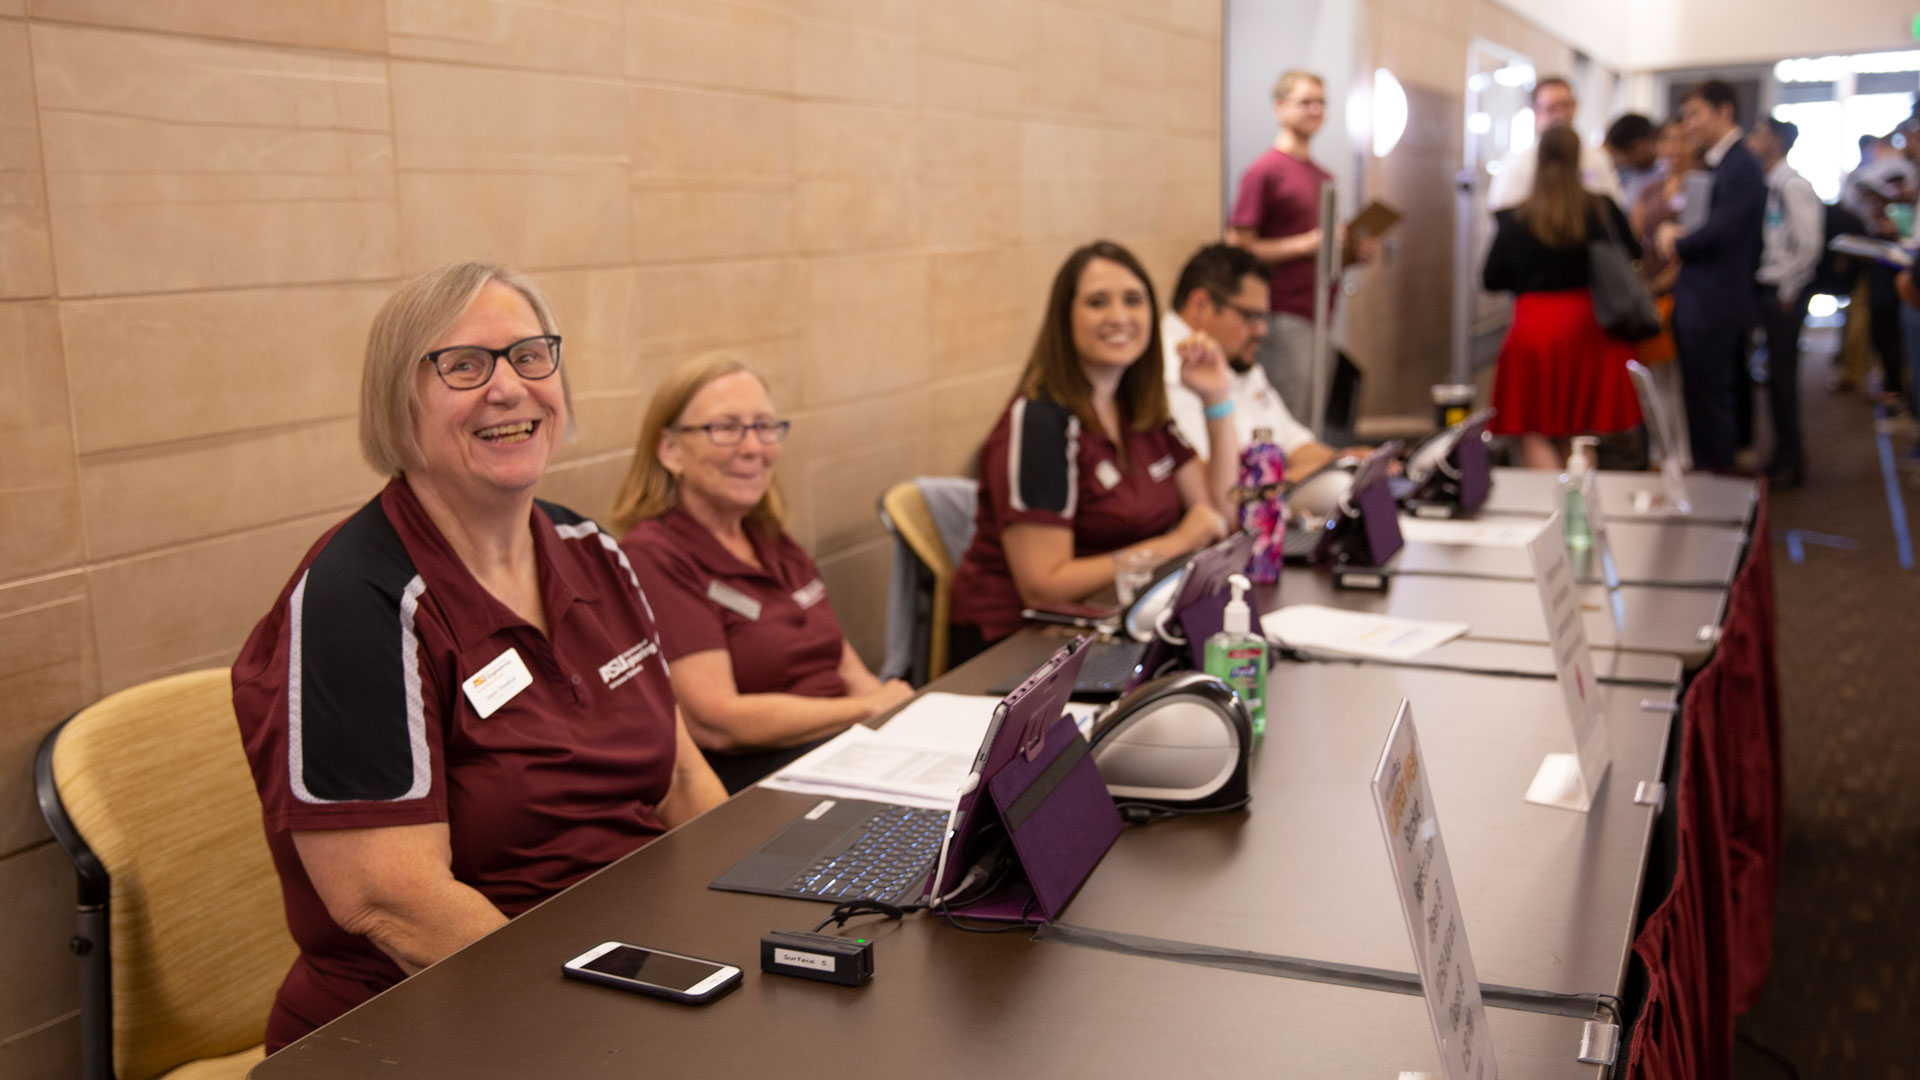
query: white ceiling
1492 0 1914 71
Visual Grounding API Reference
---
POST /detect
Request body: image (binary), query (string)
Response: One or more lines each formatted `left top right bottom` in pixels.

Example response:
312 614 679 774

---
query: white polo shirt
1162 311 1315 461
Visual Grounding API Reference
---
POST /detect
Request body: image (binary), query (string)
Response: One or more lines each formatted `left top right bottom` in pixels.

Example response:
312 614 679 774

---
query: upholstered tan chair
35 668 296 1080
879 480 971 681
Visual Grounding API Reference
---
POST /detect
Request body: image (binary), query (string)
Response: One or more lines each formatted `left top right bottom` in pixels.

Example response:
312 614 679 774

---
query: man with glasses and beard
1162 243 1350 477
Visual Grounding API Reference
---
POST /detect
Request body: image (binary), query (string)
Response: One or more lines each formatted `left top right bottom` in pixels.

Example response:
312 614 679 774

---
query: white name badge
793 578 827 609
1094 459 1123 491
707 579 763 620
463 647 534 720
1147 454 1176 482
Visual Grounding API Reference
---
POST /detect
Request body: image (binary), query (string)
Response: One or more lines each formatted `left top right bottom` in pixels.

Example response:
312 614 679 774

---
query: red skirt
1489 289 1643 437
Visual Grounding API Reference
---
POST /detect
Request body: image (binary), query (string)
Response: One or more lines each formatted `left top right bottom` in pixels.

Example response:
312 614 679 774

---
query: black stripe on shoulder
536 498 595 530
308 498 417 598
1015 395 1075 515
298 500 422 802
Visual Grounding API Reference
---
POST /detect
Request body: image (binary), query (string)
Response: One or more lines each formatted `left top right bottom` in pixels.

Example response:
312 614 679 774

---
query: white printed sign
1524 513 1613 812
1372 701 1498 1080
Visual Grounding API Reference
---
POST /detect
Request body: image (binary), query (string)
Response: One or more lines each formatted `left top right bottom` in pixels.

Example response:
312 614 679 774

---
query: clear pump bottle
1203 573 1269 739
1561 436 1596 549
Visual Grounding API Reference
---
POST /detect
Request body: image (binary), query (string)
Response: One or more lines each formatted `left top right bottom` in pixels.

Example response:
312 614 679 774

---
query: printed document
1262 605 1469 662
760 693 1098 809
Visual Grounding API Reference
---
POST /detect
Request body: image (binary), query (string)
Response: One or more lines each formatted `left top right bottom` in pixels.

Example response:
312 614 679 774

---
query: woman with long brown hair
1483 124 1644 469
947 239 1237 664
609 356 912 792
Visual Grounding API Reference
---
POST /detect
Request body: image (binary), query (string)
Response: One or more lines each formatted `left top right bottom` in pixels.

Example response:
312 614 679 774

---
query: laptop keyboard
1282 527 1323 560
784 804 947 901
1077 639 1147 691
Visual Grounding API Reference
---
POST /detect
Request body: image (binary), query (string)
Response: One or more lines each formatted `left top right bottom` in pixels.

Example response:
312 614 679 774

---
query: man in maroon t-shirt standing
1227 69 1376 421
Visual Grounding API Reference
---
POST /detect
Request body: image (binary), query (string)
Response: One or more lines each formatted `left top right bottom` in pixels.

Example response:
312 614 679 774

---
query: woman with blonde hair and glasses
610 356 913 792
233 262 725 1052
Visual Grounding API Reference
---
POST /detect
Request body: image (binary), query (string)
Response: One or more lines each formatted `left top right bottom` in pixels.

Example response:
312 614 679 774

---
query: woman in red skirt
1483 124 1643 470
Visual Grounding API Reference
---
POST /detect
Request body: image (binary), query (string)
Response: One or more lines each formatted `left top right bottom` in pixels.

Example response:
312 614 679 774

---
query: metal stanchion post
1309 182 1340 438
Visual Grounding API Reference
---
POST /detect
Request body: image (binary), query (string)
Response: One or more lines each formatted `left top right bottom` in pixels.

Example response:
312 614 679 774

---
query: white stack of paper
1261 604 1470 662
758 692 1099 810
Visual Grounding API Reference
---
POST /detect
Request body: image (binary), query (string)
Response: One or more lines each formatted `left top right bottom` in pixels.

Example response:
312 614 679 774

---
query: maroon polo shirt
952 391 1196 642
1230 147 1334 318
232 477 679 1052
623 506 848 699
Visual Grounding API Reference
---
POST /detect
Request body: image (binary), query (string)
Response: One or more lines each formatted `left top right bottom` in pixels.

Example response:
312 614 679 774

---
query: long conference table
252 470 1764 1080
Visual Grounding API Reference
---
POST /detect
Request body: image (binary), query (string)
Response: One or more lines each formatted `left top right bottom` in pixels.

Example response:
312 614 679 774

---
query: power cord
811 899 913 934
940 894 1042 935
1114 796 1252 825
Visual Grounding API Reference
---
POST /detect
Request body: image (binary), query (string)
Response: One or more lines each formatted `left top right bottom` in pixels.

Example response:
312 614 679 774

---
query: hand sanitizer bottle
1203 573 1268 739
1561 437 1594 549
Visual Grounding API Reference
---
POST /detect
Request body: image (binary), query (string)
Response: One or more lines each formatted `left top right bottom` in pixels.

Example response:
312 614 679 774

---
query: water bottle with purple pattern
1238 427 1286 583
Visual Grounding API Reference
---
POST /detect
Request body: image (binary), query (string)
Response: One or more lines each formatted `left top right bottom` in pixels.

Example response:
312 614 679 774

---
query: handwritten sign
1373 701 1498 1080
1524 513 1613 811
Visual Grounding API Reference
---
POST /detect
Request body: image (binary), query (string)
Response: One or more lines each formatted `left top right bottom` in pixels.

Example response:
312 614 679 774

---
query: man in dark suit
1658 79 1767 470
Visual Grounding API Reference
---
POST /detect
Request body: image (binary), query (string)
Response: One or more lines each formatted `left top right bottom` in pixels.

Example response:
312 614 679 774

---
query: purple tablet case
954 711 1124 921
1316 441 1405 570
1118 533 1261 682
1454 419 1490 512
931 640 1123 922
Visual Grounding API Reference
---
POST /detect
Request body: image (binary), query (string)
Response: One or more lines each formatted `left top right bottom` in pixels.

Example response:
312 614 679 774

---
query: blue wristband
1203 399 1235 421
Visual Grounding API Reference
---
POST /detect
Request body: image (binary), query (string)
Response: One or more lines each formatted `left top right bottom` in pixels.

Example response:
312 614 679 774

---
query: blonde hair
608 354 787 537
358 261 573 476
1272 69 1323 103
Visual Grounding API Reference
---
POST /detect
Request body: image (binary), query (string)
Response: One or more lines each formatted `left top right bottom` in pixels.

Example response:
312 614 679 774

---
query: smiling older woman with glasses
232 262 726 1052
610 355 913 792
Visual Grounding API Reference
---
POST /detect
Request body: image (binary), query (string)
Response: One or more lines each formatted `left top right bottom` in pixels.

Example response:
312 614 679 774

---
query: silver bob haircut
358 262 576 477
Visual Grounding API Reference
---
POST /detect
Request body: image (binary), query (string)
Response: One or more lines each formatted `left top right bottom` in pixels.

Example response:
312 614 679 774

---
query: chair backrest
880 480 969 680
39 669 296 1080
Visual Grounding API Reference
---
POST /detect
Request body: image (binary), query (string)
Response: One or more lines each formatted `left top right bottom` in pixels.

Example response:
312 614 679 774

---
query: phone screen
581 946 725 992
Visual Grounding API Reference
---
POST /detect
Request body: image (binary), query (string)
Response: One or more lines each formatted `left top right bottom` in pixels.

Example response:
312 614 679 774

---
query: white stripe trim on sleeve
554 518 654 623
1062 414 1080 521
1007 397 1030 513
397 576 431 800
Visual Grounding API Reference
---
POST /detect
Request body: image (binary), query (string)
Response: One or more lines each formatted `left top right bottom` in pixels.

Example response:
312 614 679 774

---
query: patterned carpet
1734 328 1920 1079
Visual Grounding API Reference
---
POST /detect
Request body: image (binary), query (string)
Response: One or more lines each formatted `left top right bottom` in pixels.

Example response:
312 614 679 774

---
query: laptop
710 640 1090 907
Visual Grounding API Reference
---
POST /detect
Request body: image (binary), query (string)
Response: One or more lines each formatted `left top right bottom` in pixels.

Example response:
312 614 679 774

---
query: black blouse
1482 198 1640 294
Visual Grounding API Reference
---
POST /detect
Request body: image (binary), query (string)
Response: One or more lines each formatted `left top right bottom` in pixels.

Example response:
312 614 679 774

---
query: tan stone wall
0 0 1222 1067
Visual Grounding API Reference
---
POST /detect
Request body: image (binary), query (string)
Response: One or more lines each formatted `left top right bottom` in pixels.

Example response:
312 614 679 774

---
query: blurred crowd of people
1480 74 1920 488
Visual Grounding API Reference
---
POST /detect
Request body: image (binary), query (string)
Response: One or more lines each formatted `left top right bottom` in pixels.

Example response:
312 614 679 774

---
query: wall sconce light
1372 68 1408 157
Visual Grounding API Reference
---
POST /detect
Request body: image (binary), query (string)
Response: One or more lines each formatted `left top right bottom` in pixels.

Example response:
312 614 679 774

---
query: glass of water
1112 548 1157 608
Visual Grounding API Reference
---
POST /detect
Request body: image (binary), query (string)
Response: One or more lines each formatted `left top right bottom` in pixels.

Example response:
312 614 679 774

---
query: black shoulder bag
1587 203 1662 341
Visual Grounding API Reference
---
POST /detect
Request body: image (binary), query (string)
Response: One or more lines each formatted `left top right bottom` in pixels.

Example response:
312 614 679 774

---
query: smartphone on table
562 942 742 1004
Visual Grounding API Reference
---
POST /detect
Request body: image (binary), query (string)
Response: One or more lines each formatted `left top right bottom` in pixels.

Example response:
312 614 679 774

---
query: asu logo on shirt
598 638 660 690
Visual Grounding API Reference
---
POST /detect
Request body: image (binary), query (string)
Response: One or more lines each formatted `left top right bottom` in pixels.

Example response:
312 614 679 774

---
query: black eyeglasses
1210 291 1268 325
670 419 793 446
422 335 562 390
